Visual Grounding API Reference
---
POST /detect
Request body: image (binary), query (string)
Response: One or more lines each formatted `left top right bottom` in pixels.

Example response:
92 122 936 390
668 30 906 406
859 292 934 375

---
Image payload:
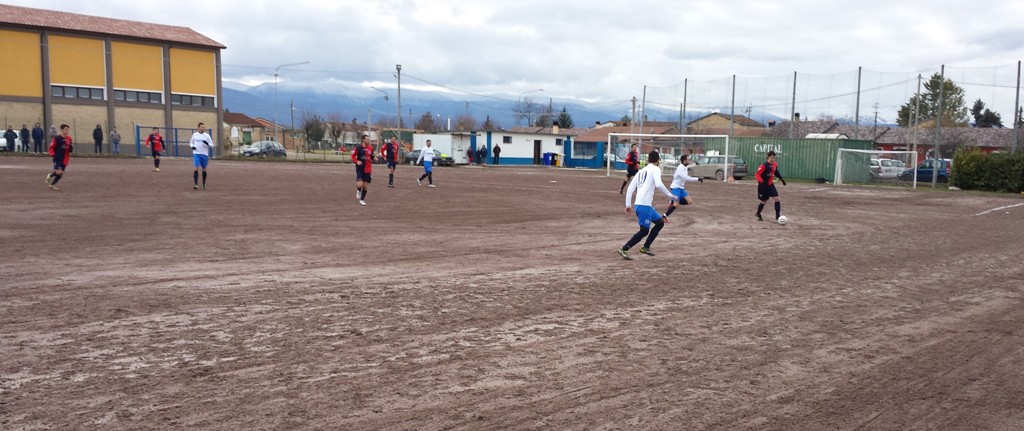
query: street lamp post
274 61 309 143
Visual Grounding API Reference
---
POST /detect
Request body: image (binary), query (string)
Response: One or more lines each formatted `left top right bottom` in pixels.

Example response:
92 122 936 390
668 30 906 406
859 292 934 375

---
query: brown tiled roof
576 124 682 142
690 113 765 128
0 4 225 49
223 112 262 127
761 120 839 138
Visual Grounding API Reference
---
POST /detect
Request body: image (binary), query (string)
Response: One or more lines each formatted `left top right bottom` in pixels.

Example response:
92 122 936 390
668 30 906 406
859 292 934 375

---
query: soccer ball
777 215 789 225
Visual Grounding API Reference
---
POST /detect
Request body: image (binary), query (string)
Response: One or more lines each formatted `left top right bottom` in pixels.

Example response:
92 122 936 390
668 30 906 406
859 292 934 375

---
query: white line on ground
808 187 830 192
975 203 1024 216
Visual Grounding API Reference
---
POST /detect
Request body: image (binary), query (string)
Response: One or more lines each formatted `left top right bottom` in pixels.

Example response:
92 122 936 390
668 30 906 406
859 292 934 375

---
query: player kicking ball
618 151 675 260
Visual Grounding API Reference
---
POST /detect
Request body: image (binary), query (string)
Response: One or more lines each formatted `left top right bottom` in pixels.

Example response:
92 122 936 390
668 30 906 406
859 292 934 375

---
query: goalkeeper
755 150 786 221
663 153 702 221
189 122 214 190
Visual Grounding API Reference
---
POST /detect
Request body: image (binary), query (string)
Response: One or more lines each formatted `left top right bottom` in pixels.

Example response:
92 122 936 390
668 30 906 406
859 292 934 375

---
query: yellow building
0 4 225 152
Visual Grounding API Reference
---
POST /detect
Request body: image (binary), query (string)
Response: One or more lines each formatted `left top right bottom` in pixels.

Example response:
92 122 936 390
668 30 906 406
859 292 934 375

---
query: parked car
241 140 287 158
900 158 953 183
870 158 899 179
688 155 747 180
406 149 454 166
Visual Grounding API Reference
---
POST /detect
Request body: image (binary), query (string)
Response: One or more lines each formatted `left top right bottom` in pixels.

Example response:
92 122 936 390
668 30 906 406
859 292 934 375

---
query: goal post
834 148 919 189
606 133 730 178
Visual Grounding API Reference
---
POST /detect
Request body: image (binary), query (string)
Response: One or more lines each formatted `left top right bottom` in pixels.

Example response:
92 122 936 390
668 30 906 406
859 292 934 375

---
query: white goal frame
606 133 731 180
834 148 919 189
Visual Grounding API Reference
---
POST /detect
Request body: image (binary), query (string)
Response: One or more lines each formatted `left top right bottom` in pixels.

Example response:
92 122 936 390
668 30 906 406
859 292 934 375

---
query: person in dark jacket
3 126 16 152
92 124 103 153
466 147 474 165
19 124 30 152
492 144 501 165
31 123 45 153
476 145 487 166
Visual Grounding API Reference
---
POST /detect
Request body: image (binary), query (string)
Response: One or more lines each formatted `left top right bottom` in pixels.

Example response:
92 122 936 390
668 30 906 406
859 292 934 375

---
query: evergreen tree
897 73 969 127
556 106 575 128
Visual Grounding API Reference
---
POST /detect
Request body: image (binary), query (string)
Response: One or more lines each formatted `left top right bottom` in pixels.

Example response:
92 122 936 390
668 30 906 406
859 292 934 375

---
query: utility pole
396 64 402 144
872 102 879 142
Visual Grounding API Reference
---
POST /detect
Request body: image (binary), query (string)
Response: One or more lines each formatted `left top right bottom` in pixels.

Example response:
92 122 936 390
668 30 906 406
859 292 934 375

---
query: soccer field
2 156 1023 430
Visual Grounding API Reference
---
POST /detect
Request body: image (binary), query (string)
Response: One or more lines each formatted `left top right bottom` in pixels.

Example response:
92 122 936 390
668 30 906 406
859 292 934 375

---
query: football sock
428 173 433 184
756 203 765 217
388 173 393 185
202 171 207 185
620 181 627 193
155 159 160 168
419 173 427 181
624 226 651 250
775 202 781 219
51 173 62 185
361 189 367 200
644 219 665 249
193 171 198 185
665 204 677 216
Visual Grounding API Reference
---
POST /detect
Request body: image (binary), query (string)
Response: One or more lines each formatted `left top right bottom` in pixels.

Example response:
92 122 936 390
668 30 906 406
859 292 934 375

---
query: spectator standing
3 126 16 152
109 127 121 155
19 124 30 152
466 147 474 165
48 125 58 141
492 144 501 165
31 122 44 153
92 124 103 154
476 145 487 166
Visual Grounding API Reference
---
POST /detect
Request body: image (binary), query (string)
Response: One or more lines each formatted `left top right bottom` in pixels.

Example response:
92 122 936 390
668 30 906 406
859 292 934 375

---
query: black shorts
52 161 67 171
152 149 162 158
757 184 779 201
355 166 371 183
387 160 398 169
626 165 639 177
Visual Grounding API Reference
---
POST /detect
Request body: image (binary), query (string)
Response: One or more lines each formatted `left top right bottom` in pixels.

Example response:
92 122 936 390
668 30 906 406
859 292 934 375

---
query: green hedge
951 149 1024 193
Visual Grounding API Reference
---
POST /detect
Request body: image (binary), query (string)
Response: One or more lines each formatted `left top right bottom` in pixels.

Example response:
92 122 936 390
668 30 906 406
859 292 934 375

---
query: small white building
413 130 574 166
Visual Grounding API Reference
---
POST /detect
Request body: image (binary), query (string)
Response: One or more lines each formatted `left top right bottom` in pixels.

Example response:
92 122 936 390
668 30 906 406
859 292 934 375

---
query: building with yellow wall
0 4 225 152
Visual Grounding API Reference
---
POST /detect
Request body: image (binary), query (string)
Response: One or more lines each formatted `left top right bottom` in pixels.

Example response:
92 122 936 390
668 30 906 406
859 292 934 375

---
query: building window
126 91 137 102
503 136 512 144
51 85 104 101
114 90 163 104
170 94 216 108
574 142 597 159
556 138 563 146
113 90 125 101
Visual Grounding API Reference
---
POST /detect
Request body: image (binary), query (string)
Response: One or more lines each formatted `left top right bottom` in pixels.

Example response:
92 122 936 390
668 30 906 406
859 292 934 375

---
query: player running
144 127 165 172
190 123 214 190
45 124 73 191
416 139 437 188
352 134 375 205
379 136 400 188
618 151 675 260
663 154 703 221
619 143 639 194
755 150 787 221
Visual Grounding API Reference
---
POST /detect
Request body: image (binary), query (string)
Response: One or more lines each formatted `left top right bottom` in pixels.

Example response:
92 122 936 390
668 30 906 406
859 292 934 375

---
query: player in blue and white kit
189 122 213 190
663 154 703 221
416 139 437 188
618 151 675 260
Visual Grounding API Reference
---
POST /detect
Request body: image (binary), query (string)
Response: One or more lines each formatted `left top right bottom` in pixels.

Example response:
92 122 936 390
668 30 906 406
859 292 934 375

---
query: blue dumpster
543 153 552 165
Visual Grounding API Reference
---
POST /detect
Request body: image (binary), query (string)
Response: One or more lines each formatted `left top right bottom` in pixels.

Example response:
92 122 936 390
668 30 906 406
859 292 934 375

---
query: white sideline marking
808 187 830 192
975 203 1024 216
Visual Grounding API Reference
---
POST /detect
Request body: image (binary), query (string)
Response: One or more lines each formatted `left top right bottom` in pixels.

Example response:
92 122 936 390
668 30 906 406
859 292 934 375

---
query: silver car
688 155 748 180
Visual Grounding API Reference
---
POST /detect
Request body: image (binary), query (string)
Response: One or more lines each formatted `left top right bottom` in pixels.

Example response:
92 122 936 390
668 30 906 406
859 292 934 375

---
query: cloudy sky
12 0 1024 120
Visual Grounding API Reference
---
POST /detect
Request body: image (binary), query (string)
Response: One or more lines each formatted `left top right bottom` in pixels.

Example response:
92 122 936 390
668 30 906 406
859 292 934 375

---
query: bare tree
300 110 325 151
415 112 440 132
325 113 346 149
513 97 542 126
454 115 477 132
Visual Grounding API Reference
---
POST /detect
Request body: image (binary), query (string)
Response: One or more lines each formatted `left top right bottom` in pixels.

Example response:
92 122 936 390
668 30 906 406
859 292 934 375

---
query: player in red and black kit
620 143 639 194
379 136 400 188
351 134 375 206
45 124 73 191
755 150 787 221
145 127 165 172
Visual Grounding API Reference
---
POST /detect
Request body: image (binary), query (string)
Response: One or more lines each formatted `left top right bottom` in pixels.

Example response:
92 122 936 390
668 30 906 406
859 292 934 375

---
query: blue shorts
423 161 433 174
193 154 209 169
355 166 371 182
634 205 662 229
671 188 689 202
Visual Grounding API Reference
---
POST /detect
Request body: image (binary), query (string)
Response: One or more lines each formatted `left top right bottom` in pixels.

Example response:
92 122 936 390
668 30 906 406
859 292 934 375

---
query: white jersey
625 163 674 208
670 164 700 189
190 131 213 156
417 147 435 164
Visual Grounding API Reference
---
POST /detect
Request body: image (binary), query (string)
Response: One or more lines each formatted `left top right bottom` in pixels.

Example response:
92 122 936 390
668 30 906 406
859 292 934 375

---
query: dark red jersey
48 135 73 165
757 161 781 185
380 141 399 162
351 144 373 173
146 133 165 151
625 150 639 167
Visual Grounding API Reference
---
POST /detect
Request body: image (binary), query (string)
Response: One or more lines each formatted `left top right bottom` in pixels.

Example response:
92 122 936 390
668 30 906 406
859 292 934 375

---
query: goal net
834 148 919 188
606 133 730 177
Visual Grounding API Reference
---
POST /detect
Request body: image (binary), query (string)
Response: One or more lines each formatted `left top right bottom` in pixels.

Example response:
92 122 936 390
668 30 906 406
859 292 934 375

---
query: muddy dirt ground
2 155 1023 430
